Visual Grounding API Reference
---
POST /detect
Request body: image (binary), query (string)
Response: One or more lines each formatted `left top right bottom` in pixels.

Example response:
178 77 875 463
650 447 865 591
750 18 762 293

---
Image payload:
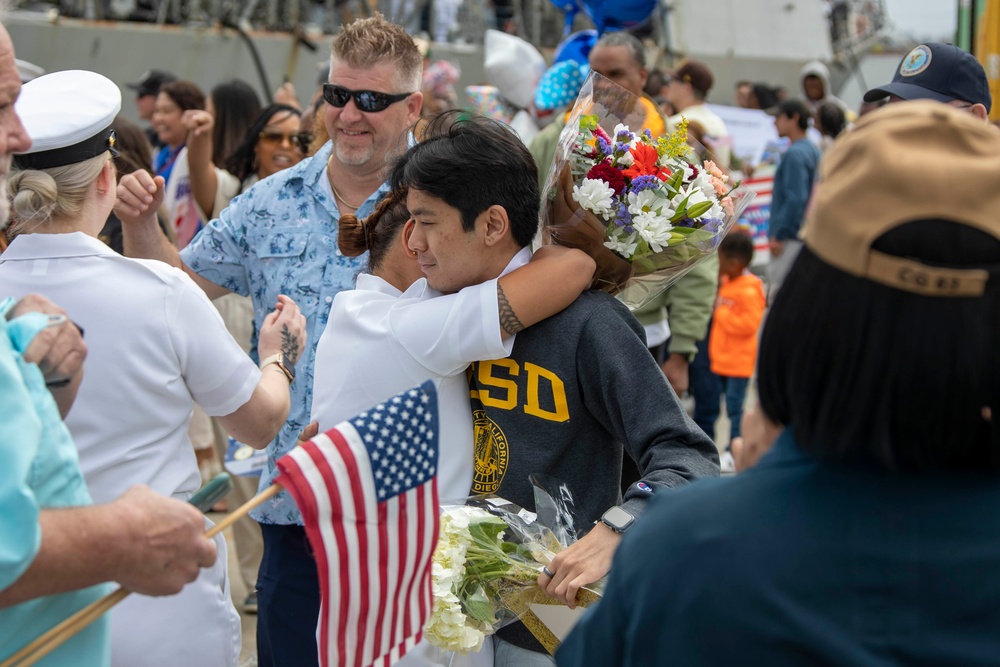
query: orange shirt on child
709 272 766 378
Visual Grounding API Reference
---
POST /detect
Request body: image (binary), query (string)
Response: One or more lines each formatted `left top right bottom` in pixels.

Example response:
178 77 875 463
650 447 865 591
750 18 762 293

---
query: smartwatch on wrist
260 352 295 384
600 506 635 534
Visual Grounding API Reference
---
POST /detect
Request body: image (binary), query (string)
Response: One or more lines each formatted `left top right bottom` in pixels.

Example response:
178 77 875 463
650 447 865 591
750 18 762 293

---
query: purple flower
702 218 723 234
629 174 661 192
643 128 653 140
624 225 635 234
675 217 697 228
614 202 631 228
597 136 612 156
615 141 631 155
616 128 633 142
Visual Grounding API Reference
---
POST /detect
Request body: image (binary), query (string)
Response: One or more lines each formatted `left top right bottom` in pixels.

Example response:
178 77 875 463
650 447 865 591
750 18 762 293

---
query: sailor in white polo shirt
0 70 307 667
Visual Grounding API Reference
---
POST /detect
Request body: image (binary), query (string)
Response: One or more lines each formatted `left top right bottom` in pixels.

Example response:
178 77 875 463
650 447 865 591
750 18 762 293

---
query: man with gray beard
115 14 425 666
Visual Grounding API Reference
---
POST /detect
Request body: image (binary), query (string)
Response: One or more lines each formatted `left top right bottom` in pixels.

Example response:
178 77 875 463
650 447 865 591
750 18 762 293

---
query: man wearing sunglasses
115 15 423 667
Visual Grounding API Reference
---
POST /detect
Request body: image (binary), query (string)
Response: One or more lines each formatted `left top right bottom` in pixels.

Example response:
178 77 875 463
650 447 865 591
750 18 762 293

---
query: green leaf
463 592 498 624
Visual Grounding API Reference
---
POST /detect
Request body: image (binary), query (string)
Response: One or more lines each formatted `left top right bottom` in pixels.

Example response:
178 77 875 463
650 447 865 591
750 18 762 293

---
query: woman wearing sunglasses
186 104 308 223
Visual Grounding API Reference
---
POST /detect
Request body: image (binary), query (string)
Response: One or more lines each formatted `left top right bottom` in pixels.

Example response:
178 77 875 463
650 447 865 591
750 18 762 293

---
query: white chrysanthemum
627 189 672 219
691 170 716 199
572 178 616 218
604 231 640 258
632 211 674 252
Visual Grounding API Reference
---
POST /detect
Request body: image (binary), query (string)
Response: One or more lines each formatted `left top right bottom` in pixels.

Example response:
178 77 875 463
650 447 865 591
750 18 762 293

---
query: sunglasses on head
258 130 312 153
322 84 413 113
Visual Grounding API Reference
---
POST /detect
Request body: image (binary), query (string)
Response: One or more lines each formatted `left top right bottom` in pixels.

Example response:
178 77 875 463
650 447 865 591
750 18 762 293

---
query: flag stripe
276 382 441 667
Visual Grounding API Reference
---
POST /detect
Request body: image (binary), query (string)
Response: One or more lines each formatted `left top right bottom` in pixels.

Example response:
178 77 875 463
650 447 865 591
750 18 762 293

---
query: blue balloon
553 30 597 67
548 0 580 36
582 0 656 34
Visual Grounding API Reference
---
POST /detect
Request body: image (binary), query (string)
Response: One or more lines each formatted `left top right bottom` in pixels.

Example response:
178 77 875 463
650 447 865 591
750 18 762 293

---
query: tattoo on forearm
497 284 525 336
281 325 300 365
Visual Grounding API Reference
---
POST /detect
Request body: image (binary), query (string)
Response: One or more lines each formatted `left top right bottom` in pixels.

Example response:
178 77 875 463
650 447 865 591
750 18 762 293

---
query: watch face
603 506 634 531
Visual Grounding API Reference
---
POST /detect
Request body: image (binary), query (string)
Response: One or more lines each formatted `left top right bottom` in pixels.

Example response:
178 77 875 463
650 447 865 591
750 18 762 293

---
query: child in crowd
707 230 766 470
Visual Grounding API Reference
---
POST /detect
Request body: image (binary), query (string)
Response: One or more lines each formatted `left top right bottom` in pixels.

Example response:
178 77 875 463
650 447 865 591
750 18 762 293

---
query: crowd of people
2 5 1000 667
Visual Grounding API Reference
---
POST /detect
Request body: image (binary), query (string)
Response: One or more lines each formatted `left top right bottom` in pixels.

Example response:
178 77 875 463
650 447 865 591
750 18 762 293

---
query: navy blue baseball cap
864 43 991 113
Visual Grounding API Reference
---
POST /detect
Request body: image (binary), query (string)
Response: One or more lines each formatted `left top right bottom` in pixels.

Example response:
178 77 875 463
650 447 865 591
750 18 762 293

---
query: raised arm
115 169 230 301
494 246 596 339
181 109 220 221
218 295 307 449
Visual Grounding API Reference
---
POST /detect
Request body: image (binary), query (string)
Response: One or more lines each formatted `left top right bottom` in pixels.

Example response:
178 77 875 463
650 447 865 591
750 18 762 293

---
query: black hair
751 83 779 110
389 111 539 248
719 230 753 266
777 98 813 130
210 79 263 168
223 104 302 182
816 101 847 139
758 220 1000 472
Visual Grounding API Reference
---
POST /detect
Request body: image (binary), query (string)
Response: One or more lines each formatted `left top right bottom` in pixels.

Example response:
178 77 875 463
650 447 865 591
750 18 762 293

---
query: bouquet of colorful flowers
540 72 754 309
424 479 601 657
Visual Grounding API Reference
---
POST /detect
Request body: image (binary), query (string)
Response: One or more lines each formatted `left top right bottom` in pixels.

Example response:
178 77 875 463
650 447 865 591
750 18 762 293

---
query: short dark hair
719 230 753 266
776 98 812 130
390 111 539 248
593 31 646 68
758 220 1000 472
159 80 205 113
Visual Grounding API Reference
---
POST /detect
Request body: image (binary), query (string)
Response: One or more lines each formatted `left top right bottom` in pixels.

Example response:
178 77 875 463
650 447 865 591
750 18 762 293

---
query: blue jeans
690 333 721 439
257 523 321 667
721 376 750 441
494 638 555 667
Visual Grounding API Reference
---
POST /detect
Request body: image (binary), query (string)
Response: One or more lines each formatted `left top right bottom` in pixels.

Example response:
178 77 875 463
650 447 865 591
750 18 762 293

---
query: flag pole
2 484 283 667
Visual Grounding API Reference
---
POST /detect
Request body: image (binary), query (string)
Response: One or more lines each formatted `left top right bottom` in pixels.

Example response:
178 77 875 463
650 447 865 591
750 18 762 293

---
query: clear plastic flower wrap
539 72 755 310
423 475 601 657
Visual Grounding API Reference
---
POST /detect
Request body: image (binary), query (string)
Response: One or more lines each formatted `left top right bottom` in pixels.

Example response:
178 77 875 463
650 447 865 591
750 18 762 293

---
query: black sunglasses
322 84 413 113
258 129 312 153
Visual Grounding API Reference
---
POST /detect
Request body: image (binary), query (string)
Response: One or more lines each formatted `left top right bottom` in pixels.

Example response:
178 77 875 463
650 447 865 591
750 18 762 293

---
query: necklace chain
327 157 363 210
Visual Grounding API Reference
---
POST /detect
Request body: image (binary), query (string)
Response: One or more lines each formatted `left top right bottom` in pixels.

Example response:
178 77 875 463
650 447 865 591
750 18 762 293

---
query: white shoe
720 451 736 475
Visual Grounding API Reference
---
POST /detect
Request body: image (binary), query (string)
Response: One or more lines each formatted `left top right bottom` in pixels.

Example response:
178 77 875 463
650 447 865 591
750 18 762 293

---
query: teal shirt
0 298 110 665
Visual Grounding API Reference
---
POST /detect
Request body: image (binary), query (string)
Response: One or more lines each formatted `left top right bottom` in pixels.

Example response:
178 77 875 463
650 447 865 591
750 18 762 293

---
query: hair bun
338 212 368 257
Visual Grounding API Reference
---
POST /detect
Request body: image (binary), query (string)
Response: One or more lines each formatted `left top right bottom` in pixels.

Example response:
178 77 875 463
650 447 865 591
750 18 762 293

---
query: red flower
587 161 626 195
622 143 671 181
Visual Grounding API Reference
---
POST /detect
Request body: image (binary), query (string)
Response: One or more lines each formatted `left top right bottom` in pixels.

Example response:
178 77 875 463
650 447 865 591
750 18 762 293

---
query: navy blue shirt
768 138 821 241
557 431 1000 666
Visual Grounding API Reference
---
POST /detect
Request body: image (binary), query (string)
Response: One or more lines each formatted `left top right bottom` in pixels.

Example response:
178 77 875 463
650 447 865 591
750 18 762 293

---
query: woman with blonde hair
1 70 307 667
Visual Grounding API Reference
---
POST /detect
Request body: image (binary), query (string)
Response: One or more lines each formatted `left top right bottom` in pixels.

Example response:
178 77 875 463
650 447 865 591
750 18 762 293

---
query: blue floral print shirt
181 141 382 524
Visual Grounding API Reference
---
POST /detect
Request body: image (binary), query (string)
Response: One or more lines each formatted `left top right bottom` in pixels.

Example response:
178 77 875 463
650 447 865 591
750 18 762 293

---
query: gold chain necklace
327 157 363 210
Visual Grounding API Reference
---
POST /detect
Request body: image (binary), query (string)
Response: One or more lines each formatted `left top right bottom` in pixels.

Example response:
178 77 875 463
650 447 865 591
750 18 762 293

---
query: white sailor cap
13 70 121 170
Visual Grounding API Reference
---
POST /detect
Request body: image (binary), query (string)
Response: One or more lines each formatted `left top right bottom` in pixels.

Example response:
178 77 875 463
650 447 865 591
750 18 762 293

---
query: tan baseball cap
801 100 1000 298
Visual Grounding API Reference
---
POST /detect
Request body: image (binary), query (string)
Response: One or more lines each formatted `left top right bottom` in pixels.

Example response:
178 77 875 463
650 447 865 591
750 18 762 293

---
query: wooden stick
3 484 282 667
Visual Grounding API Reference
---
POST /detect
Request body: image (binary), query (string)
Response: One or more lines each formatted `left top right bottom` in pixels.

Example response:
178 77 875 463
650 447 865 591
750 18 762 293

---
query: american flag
276 380 440 667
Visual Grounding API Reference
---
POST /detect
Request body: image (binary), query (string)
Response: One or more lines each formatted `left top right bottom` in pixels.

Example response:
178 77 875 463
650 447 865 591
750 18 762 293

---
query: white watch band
259 353 282 370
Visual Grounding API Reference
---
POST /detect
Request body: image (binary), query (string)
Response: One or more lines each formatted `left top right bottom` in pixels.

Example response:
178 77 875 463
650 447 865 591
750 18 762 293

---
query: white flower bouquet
424 487 601 656
540 72 754 309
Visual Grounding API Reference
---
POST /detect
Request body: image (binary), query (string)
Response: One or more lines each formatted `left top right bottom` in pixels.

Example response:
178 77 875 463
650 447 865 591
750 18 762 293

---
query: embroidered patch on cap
900 45 933 77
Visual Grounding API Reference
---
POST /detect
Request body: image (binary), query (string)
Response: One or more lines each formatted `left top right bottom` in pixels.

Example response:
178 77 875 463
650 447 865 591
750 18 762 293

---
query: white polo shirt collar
1 231 116 261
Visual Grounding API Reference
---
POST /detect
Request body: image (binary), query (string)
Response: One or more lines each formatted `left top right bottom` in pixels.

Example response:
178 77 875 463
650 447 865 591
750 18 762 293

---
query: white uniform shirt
0 232 260 503
0 231 255 666
311 249 527 502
